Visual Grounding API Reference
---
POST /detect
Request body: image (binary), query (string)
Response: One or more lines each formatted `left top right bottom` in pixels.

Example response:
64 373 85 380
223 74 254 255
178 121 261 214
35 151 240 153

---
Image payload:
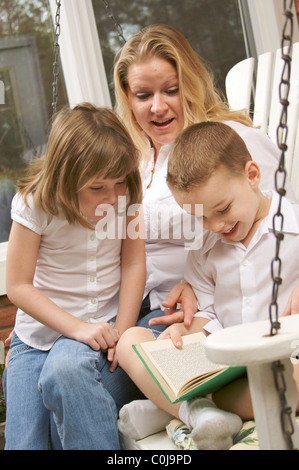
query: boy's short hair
167 121 252 192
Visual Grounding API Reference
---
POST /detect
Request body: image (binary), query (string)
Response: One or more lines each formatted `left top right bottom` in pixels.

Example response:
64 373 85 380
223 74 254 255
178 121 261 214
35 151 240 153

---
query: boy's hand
148 281 198 327
157 323 188 348
156 318 209 348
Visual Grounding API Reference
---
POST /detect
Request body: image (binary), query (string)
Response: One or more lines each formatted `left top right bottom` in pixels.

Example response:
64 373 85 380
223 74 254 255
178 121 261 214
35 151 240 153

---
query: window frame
244 0 299 55
0 0 298 296
48 0 111 108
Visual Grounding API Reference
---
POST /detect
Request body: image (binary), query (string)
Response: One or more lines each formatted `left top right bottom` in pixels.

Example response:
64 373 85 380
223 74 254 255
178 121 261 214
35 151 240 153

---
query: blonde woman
113 24 295 325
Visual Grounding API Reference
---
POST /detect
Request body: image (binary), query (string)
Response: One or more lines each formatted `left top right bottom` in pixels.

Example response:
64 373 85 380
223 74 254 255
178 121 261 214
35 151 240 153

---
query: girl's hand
5 331 13 347
4 331 13 368
107 345 119 372
74 322 120 351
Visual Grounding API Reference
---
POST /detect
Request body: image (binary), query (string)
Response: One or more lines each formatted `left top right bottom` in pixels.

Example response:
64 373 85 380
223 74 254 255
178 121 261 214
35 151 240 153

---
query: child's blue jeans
2 310 166 450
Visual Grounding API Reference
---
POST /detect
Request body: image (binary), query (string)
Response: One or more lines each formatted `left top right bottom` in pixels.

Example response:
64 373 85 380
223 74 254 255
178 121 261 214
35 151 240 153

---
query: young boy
117 121 299 449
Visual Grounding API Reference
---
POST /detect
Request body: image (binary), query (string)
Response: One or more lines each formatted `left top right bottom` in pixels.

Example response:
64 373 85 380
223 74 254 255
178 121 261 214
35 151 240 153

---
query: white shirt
142 121 296 310
185 192 299 333
12 193 122 350
142 144 202 309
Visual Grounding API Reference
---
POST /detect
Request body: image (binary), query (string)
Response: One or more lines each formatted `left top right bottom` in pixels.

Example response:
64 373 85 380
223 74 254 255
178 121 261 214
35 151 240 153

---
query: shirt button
91 297 97 304
89 276 95 283
242 259 249 266
90 232 95 240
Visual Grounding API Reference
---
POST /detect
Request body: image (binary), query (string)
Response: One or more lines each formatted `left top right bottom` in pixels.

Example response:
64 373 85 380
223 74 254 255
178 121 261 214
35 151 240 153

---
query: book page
141 333 223 393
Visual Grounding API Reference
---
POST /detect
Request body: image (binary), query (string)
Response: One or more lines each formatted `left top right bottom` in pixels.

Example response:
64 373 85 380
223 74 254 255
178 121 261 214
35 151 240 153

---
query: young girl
4 103 146 450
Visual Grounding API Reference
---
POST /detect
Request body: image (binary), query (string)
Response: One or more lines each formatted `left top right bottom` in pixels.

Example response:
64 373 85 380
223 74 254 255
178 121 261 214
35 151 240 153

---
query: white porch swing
52 0 299 450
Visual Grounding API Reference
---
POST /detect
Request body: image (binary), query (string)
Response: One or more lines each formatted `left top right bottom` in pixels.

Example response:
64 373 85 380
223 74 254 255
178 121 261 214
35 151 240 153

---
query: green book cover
133 332 246 404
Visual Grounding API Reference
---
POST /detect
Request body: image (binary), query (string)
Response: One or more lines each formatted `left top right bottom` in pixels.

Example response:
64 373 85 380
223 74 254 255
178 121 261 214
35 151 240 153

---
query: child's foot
179 397 242 450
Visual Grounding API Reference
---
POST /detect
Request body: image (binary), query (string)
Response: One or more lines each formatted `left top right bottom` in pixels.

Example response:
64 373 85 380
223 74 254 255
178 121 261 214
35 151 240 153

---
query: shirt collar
144 142 172 178
148 142 172 166
219 191 299 248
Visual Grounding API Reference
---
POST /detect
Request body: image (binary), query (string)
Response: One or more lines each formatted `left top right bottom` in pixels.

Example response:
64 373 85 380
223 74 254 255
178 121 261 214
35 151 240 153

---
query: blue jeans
2 309 166 450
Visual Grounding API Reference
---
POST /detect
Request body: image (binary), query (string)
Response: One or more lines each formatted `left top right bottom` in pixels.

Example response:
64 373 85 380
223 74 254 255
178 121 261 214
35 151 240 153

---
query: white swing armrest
205 315 299 365
205 315 299 450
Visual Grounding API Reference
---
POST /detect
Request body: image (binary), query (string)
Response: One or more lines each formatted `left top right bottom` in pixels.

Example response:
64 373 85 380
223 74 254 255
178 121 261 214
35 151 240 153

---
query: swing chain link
52 0 61 116
101 0 126 43
270 0 296 451
272 361 296 450
269 0 294 337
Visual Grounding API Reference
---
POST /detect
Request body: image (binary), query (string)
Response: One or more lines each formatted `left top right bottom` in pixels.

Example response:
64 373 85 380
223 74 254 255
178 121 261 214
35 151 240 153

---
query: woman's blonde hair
167 121 252 192
114 24 252 165
18 103 142 228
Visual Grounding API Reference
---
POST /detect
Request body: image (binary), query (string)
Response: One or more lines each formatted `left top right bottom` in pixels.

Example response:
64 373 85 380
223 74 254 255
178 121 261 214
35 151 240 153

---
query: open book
133 332 246 404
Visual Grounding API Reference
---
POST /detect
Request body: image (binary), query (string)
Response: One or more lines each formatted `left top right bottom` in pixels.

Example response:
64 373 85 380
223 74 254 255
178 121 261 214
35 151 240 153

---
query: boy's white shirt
141 121 297 311
186 191 299 333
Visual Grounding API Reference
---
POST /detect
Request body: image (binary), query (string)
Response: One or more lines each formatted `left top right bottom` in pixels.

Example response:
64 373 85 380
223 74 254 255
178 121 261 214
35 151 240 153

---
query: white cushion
118 399 174 440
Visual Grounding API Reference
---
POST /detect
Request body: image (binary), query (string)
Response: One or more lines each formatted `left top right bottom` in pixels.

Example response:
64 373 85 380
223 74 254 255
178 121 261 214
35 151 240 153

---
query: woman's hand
148 281 198 327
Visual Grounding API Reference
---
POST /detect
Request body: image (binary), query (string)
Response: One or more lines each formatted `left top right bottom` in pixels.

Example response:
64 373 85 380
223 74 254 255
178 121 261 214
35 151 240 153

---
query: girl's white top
12 193 123 350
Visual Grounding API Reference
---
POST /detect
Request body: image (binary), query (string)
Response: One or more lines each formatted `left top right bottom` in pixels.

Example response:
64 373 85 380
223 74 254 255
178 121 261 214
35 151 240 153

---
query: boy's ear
244 161 260 188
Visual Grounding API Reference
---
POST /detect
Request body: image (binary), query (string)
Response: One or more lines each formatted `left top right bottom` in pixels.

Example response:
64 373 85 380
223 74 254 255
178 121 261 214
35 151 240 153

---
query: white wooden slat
225 57 255 112
253 51 274 131
226 42 299 201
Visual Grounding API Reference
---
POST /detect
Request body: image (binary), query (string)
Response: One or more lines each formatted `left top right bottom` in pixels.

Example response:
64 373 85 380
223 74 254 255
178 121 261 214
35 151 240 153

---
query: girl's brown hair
18 103 142 227
114 24 252 165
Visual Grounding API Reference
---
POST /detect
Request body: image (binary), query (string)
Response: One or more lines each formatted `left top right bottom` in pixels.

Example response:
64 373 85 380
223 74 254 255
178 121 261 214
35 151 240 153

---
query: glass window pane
92 0 247 103
0 0 68 242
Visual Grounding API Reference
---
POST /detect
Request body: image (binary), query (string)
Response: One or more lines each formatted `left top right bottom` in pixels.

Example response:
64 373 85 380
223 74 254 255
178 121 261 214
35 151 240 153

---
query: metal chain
269 0 294 336
52 0 61 116
272 361 296 450
270 0 296 451
101 0 126 43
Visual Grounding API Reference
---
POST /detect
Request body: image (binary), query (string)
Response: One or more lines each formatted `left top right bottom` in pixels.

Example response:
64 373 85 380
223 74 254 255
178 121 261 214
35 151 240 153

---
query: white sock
178 397 242 450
